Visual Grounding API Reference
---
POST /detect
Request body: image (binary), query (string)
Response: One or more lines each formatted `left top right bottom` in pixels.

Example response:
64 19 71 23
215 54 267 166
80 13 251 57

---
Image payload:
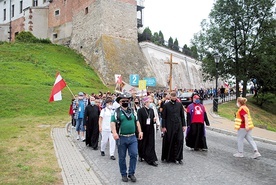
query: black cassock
137 107 158 164
84 105 100 148
161 101 186 162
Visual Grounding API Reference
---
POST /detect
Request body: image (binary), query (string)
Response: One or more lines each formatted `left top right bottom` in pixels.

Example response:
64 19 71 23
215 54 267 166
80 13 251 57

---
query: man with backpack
110 94 143 183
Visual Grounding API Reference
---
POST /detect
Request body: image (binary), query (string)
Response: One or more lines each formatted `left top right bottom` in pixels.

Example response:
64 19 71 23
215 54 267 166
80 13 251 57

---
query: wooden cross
164 53 178 92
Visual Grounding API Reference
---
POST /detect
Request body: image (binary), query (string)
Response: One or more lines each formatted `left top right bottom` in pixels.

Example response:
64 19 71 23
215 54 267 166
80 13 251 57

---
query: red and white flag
224 81 229 88
49 73 67 102
115 74 122 84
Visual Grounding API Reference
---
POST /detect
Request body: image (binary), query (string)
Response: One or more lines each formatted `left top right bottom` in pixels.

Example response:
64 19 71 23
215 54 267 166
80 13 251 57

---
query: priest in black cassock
84 96 101 149
137 96 158 167
161 91 186 164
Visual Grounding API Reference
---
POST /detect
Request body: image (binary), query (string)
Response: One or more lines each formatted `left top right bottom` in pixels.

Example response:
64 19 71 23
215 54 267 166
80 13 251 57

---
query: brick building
0 0 144 43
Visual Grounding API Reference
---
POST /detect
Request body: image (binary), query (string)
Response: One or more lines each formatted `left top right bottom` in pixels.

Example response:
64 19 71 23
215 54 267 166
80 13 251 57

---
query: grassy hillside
0 42 110 118
0 42 110 184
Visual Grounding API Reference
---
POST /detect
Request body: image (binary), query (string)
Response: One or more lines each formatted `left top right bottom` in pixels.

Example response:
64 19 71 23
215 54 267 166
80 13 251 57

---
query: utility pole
164 53 178 92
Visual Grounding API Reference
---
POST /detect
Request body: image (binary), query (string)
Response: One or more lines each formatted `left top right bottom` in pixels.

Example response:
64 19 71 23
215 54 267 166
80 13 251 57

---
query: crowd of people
68 89 260 183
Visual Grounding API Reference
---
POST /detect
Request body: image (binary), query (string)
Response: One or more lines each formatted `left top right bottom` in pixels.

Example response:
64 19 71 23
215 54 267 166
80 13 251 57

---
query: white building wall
139 42 214 90
0 0 49 23
30 7 48 39
0 0 49 41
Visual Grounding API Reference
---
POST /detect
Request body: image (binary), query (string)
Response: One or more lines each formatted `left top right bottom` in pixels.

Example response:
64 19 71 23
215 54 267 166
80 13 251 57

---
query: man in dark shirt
161 91 186 164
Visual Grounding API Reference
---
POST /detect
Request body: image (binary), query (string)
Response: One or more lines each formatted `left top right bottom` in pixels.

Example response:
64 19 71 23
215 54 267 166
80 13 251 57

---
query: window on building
3 9 6 20
85 7 88 15
33 0 38 7
11 5 15 18
20 1 23 14
53 33 58 39
55 10 60 16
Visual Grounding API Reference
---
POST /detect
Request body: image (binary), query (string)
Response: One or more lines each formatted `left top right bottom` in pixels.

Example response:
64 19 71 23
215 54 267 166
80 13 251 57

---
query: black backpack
115 107 138 137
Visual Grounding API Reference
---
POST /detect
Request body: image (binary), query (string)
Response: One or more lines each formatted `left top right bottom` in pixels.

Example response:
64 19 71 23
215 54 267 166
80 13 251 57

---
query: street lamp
213 54 220 112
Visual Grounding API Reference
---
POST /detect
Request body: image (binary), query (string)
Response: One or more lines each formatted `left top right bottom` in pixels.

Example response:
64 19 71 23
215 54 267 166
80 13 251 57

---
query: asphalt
52 103 276 185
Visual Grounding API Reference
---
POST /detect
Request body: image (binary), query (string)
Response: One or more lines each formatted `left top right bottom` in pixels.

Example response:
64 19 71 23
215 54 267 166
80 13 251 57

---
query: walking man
84 96 101 149
111 94 143 182
137 96 158 166
161 91 186 164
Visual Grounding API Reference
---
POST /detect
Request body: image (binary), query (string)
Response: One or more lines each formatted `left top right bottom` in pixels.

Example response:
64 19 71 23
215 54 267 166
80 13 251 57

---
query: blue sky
142 0 215 47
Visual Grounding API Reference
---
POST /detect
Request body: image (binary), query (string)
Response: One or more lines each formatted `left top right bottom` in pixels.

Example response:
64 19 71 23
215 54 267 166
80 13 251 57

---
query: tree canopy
192 0 275 99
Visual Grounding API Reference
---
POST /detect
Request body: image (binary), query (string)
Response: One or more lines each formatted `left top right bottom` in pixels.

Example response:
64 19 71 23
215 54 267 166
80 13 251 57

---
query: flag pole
66 85 75 98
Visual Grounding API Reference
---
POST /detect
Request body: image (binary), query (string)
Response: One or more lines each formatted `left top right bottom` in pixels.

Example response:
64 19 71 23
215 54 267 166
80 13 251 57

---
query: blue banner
129 74 139 86
143 77 156 87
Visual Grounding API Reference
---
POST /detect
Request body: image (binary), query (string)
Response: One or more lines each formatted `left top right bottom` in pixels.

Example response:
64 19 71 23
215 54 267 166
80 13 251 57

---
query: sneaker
81 137 86 142
122 176 128 182
233 153 244 158
110 156 116 160
128 174 137 182
76 135 80 140
101 151 105 156
252 152 261 159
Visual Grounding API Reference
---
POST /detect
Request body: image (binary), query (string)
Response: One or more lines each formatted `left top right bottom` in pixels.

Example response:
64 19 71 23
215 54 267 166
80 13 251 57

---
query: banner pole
66 85 75 98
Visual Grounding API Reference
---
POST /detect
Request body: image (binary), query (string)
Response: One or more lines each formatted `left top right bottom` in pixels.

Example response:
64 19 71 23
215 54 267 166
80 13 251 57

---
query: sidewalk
52 128 103 185
204 104 276 145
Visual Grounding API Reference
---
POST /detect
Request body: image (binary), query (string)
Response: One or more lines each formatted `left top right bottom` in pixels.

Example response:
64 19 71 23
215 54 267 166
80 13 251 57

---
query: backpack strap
115 108 121 134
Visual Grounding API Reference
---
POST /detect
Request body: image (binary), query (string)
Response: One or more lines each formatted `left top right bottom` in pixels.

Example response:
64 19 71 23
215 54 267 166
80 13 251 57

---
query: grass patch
0 115 67 185
218 96 276 132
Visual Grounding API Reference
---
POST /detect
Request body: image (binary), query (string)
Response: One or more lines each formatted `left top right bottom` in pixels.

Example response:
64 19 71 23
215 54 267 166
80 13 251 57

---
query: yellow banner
139 80 147 90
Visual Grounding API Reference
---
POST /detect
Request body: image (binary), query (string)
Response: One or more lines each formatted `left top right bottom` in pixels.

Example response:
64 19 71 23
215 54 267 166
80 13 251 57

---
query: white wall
0 0 49 24
139 42 214 89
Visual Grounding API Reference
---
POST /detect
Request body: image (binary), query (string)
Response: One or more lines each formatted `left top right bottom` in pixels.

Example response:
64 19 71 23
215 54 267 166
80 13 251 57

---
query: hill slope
0 42 109 118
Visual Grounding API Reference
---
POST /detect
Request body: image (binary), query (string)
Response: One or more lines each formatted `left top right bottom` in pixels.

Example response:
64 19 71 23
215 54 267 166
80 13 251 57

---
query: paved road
72 128 276 185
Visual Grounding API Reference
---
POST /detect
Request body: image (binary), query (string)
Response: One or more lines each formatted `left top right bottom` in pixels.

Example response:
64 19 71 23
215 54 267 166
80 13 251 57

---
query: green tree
138 27 152 42
192 0 275 98
249 19 276 105
158 31 165 45
190 45 199 60
182 44 191 56
172 38 179 51
152 32 160 45
168 37 173 49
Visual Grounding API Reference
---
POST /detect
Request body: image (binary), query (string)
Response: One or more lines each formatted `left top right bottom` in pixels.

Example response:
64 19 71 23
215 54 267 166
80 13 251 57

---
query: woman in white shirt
99 97 116 160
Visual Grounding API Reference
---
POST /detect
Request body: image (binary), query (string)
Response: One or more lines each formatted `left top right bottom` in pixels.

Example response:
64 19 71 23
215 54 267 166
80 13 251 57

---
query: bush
252 92 276 114
15 31 51 44
0 41 8 45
